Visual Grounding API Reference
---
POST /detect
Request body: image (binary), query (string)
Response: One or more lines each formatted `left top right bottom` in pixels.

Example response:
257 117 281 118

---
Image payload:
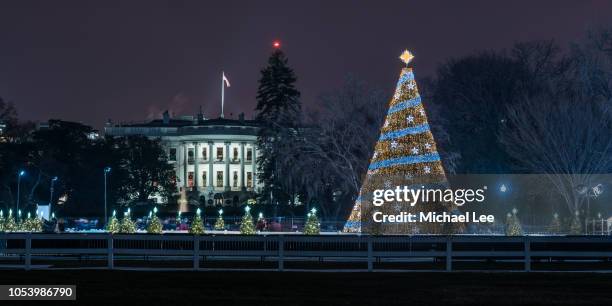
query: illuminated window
246 148 253 162
202 148 207 160
217 147 224 161
216 171 223 187
202 171 207 185
247 172 253 187
233 171 238 187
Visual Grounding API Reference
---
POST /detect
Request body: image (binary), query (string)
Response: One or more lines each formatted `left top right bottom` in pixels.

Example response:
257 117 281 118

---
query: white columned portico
224 141 230 191
182 141 188 191
207 141 214 191
240 142 246 191
194 142 199 192
251 143 257 189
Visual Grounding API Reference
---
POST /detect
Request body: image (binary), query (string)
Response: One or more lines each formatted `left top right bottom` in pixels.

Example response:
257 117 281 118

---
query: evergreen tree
304 208 320 235
0 210 4 232
214 209 225 230
106 211 120 234
255 46 302 205
120 209 136 233
147 208 163 234
189 208 205 235
240 206 255 235
3 210 16 232
344 50 456 234
505 210 523 236
569 211 583 235
548 213 562 234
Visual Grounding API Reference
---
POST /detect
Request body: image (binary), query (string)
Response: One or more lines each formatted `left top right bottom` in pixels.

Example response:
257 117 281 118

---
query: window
246 148 253 162
216 147 224 161
233 171 238 187
169 148 177 161
233 148 239 161
202 171 207 185
188 172 194 187
216 171 223 187
188 148 194 164
247 172 253 187
202 148 207 160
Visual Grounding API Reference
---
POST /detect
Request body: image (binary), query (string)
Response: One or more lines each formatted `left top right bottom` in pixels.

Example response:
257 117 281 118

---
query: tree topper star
399 50 414 66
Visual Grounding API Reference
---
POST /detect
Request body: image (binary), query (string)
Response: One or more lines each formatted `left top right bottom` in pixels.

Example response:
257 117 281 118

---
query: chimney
238 112 245 123
197 105 204 123
162 110 170 125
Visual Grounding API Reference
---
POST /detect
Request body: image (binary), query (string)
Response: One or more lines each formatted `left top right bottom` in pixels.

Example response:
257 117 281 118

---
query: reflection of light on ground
178 190 188 213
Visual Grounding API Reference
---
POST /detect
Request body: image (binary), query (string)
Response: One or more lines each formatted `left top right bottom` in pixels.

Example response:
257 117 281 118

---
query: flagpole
221 71 225 118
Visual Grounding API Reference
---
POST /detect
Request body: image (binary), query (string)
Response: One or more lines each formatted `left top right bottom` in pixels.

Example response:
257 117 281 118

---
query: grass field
2 270 612 305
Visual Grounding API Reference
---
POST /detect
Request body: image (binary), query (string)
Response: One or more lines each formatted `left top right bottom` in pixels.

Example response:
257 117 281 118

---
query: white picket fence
1 233 611 272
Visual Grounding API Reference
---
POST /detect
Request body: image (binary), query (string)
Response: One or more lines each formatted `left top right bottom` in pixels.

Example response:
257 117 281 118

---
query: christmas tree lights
147 207 163 234
240 206 255 235
304 208 320 235
214 209 225 230
344 50 455 234
189 208 205 235
120 209 136 234
505 209 523 236
106 210 120 234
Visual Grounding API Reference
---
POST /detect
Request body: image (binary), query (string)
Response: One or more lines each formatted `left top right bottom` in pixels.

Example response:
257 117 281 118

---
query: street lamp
49 176 58 218
104 167 111 225
16 170 25 213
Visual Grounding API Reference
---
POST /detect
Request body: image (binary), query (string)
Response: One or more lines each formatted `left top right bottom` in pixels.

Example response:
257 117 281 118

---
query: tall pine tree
255 46 302 206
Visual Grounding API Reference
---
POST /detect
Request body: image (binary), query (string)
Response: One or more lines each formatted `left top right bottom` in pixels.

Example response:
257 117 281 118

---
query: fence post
524 237 531 272
367 236 373 272
278 235 284 272
445 236 452 272
25 233 32 271
107 234 114 269
193 235 200 270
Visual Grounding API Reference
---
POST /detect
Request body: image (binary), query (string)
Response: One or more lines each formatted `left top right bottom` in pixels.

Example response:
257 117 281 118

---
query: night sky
1 0 611 129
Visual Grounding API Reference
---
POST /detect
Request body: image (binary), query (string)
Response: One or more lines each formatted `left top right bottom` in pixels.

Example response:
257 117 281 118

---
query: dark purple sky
1 0 611 129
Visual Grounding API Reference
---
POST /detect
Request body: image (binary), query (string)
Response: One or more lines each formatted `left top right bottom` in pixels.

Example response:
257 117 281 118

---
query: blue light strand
379 123 430 141
368 152 441 171
387 96 422 114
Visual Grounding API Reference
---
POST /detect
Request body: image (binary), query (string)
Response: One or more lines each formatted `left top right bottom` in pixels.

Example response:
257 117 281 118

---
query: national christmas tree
344 50 456 234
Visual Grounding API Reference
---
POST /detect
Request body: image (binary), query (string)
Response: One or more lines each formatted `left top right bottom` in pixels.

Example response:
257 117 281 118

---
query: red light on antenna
273 41 281 48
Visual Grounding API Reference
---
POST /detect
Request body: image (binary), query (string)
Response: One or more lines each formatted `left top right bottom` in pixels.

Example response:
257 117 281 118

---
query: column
207 141 214 191
224 141 230 191
182 142 188 191
240 142 246 191
251 143 257 189
193 142 199 192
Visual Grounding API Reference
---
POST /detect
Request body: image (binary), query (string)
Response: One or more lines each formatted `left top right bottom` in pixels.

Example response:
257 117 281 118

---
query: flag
223 72 230 87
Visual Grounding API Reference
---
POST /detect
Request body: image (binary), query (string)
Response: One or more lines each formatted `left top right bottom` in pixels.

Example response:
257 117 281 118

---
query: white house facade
104 112 262 207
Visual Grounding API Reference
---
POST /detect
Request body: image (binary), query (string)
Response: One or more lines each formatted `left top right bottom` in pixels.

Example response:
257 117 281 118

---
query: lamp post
49 176 58 218
104 167 111 225
16 170 25 213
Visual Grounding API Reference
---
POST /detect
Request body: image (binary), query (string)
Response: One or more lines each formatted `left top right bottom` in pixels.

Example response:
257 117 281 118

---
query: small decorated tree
15 210 24 232
4 210 16 232
505 208 523 236
0 210 5 232
304 208 320 235
120 209 136 234
189 208 205 235
569 210 583 235
214 209 225 230
548 212 562 234
240 206 255 235
147 207 163 234
106 210 121 234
